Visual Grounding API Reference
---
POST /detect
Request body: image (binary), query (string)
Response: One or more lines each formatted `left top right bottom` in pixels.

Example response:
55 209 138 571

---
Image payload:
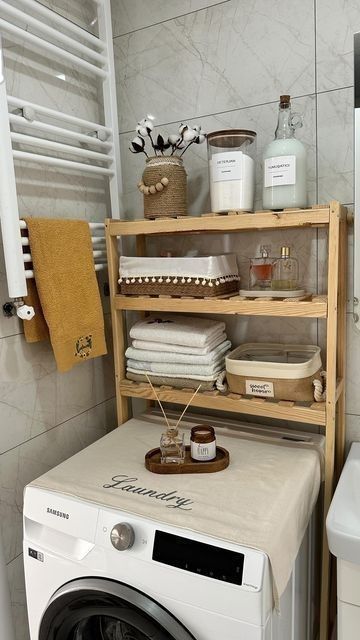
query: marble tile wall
111 0 360 433
1 2 117 638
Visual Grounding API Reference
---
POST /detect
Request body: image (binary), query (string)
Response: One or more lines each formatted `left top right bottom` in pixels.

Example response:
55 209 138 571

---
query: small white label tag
191 440 217 461
211 151 243 182
264 155 296 187
245 380 274 397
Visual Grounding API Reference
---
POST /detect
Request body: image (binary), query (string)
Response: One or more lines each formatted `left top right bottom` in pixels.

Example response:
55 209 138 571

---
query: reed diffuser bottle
262 95 307 210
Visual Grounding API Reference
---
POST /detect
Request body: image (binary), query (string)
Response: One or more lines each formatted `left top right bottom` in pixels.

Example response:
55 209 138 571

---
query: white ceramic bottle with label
262 95 307 210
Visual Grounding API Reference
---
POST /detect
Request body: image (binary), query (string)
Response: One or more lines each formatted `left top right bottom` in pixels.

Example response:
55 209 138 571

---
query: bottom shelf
120 380 327 426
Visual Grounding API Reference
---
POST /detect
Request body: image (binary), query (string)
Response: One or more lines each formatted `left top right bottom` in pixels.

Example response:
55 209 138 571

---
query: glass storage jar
207 129 257 213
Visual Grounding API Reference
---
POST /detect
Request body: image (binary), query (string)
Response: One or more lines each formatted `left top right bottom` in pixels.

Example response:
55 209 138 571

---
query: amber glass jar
190 425 216 462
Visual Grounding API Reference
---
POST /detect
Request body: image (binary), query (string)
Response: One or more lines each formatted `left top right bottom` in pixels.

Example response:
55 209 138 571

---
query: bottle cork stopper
280 95 290 104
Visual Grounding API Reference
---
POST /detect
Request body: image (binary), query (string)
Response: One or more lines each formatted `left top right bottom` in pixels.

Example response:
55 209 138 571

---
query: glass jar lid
207 129 257 148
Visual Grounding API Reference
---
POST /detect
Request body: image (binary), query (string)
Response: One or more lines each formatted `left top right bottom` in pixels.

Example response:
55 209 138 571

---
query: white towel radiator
0 0 122 320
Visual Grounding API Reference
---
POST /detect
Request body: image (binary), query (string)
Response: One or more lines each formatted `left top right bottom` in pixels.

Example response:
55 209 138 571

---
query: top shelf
107 205 333 237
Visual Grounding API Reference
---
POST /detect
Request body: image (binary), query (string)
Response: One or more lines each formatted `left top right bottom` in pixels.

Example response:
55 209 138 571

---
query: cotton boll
168 134 179 145
139 117 154 132
183 128 197 142
136 124 148 137
133 136 145 147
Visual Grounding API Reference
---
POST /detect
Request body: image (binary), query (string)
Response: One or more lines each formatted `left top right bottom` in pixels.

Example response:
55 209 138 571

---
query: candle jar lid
190 425 216 444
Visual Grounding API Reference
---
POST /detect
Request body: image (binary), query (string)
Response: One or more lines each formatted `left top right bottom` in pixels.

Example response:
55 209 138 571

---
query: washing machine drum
39 579 195 640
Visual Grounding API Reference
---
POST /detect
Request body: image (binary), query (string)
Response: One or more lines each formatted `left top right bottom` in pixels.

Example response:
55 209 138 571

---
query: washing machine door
39 578 196 640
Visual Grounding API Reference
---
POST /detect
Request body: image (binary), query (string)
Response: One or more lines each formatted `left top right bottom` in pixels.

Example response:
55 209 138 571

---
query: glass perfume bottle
262 95 307 210
271 246 299 291
160 427 185 464
249 245 273 290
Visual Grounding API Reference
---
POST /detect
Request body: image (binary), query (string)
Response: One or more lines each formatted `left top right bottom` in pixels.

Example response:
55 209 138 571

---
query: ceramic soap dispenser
262 95 307 210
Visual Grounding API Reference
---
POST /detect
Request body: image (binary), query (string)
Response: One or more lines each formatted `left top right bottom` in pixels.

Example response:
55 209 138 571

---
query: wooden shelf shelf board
107 207 330 237
115 294 328 318
119 381 327 426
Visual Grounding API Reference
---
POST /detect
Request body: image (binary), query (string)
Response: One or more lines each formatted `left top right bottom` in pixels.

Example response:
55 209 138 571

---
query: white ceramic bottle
262 95 307 210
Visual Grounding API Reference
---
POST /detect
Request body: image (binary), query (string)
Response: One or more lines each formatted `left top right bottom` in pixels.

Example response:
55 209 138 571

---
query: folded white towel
127 366 226 384
125 340 231 365
132 332 227 355
129 315 226 348
127 359 224 377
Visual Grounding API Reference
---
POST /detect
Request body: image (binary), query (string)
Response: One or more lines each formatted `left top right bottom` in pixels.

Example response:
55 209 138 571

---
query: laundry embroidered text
103 475 194 511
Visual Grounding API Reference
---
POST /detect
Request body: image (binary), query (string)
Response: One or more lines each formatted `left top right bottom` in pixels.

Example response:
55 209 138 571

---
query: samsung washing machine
23 414 322 640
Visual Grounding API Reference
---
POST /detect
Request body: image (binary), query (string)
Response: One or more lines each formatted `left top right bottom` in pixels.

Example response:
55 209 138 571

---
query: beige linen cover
30 416 321 607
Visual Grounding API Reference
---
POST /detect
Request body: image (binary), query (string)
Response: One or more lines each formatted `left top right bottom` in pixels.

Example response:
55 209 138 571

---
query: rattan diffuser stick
145 374 201 430
145 374 171 429
174 384 202 431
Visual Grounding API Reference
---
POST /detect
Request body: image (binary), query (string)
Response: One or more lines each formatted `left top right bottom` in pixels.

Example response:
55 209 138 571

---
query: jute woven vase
140 156 187 219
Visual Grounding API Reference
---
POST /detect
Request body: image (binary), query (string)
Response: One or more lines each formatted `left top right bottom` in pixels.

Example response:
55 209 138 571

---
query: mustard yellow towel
23 218 107 372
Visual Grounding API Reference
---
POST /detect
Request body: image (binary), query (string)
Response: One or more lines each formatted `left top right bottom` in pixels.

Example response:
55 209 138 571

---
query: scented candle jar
207 130 256 213
190 425 216 462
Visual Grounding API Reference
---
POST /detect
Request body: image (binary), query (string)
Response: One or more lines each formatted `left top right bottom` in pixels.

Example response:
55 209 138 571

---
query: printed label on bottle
191 440 216 461
245 380 274 398
264 155 296 188
211 151 243 182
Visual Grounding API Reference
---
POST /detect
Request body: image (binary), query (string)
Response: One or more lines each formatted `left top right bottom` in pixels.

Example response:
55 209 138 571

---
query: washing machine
23 413 323 640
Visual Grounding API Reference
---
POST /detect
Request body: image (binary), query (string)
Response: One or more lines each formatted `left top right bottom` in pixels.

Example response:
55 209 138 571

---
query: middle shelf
119 379 328 426
115 293 328 318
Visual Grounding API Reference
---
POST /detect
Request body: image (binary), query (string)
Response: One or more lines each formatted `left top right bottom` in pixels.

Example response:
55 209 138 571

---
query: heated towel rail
0 0 121 319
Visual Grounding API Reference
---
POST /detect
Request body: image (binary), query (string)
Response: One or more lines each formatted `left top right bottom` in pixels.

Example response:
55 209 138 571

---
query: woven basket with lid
140 156 187 219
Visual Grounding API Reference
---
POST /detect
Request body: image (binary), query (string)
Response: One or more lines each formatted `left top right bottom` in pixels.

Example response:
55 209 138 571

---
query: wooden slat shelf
106 206 330 236
119 380 327 426
106 201 348 640
115 293 328 318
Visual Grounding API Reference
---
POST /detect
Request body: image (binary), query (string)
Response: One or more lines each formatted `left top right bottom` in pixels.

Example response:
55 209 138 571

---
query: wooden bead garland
138 176 169 196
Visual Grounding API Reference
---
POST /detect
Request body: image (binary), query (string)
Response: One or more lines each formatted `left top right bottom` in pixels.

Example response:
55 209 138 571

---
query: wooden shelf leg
106 223 129 425
319 201 341 640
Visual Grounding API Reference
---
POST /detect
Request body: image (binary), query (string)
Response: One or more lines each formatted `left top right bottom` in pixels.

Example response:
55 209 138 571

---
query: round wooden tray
145 445 229 474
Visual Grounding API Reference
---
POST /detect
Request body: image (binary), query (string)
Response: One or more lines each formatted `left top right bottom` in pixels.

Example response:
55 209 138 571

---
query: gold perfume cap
281 246 290 258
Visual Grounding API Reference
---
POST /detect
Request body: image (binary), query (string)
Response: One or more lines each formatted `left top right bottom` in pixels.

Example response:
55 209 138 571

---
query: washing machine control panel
152 530 244 586
110 523 135 551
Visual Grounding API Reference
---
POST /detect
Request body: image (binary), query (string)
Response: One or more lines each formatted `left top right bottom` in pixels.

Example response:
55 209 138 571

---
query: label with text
264 155 296 187
211 151 243 182
245 379 274 397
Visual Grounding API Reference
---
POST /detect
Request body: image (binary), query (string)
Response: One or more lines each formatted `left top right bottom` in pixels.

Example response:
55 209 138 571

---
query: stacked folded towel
126 315 231 391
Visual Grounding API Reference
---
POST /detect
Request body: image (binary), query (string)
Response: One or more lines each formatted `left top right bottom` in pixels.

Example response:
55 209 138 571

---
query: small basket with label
225 343 324 403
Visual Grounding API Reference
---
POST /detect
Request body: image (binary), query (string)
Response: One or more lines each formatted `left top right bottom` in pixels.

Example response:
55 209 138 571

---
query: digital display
152 530 244 586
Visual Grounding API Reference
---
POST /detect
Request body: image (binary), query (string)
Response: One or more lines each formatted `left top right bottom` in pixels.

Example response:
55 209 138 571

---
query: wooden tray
145 445 229 474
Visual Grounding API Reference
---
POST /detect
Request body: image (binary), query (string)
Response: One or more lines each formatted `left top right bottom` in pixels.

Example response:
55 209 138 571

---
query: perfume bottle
160 427 185 464
249 245 273 290
271 246 299 290
262 95 307 210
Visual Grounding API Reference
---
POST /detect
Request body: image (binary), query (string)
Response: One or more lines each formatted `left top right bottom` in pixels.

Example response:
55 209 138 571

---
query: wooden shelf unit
105 201 348 640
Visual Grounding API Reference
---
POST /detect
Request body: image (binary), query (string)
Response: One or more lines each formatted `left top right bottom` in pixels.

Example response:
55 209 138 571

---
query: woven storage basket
140 156 187 219
119 254 240 298
225 344 323 402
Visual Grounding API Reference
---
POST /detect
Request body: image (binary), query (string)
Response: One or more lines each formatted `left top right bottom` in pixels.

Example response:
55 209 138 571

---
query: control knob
110 523 135 551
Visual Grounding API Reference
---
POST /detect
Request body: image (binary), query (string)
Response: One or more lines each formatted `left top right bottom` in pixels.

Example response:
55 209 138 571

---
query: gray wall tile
114 0 315 133
317 87 354 205
111 0 229 37
316 0 360 92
